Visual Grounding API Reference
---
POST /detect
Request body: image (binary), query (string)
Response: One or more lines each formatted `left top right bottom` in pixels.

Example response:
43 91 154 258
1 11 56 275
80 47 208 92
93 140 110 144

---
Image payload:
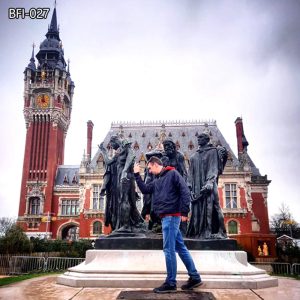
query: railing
292 263 300 275
44 257 85 272
0 256 299 276
250 262 291 275
0 255 84 275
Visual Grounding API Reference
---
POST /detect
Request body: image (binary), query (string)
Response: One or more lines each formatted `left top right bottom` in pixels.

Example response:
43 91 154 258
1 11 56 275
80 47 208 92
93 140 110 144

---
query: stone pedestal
57 249 278 289
95 236 237 250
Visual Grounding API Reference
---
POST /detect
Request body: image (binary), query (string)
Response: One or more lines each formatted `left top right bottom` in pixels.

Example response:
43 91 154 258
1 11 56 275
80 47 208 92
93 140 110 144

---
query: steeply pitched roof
90 120 239 168
55 165 79 186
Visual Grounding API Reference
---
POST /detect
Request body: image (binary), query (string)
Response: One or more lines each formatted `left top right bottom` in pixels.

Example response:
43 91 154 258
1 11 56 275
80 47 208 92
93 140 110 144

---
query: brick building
18 7 275 260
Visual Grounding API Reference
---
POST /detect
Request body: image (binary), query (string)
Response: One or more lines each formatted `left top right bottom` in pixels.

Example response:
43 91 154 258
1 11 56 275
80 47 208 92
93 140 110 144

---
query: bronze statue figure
187 133 228 239
162 139 187 181
162 139 188 235
100 135 145 234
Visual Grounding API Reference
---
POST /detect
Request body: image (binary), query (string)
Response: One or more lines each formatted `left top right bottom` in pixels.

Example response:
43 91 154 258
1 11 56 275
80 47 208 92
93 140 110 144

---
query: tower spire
46 5 60 40
67 59 70 74
27 43 36 71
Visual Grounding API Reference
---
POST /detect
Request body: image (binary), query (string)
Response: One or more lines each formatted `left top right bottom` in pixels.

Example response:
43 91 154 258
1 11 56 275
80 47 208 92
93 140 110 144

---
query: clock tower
18 7 75 236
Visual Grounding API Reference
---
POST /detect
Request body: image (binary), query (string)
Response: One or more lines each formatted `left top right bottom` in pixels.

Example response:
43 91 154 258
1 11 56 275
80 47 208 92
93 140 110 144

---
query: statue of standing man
100 135 145 234
187 133 228 239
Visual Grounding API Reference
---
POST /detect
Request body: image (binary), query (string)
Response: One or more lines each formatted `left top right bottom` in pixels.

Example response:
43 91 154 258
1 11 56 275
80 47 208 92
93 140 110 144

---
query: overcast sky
0 0 299 223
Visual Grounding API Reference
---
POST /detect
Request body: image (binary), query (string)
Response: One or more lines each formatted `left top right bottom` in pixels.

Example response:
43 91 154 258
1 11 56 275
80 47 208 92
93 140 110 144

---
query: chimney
235 117 248 154
87 120 94 161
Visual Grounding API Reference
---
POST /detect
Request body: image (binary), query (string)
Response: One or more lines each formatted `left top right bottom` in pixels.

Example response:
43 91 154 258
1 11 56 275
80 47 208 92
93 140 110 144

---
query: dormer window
63 175 69 184
188 141 194 150
133 141 139 150
72 175 78 184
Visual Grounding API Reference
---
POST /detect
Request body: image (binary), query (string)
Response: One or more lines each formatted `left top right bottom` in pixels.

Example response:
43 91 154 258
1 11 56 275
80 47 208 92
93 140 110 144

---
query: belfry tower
18 7 75 236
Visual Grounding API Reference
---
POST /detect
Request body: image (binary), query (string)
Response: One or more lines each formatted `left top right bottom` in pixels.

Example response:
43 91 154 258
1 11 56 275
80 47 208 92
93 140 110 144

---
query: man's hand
134 162 140 174
181 216 188 222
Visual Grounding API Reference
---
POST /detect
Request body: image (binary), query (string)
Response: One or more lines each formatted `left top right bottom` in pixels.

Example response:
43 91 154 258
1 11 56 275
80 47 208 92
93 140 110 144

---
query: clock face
36 94 50 109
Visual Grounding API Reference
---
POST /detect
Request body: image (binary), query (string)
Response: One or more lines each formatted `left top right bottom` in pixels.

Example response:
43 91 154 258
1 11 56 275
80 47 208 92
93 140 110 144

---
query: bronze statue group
99 132 228 239
99 132 228 293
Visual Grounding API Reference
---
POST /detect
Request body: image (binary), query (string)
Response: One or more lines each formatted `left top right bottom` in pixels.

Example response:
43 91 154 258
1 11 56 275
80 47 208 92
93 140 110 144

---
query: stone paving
0 275 299 300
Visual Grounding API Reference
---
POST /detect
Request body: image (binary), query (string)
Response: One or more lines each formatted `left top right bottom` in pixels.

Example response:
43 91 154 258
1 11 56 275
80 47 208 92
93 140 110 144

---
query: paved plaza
0 275 299 300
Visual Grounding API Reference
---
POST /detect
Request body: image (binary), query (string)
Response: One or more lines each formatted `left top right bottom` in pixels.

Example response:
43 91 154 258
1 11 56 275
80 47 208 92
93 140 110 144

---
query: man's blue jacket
134 166 190 217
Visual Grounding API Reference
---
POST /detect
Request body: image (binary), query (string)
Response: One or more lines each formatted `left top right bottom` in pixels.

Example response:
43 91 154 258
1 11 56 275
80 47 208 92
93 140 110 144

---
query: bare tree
0 217 16 236
270 203 298 237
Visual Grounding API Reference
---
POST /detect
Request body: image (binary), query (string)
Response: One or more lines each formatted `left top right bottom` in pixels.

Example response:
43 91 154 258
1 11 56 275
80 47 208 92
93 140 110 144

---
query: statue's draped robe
104 145 144 232
187 146 227 239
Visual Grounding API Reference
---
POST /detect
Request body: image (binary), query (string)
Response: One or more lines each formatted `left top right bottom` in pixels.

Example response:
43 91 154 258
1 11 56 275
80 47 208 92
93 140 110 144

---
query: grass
274 274 300 280
0 272 62 287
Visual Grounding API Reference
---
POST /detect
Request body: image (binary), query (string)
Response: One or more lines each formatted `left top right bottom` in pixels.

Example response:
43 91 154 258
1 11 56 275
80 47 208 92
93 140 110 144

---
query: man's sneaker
181 278 203 290
153 282 177 293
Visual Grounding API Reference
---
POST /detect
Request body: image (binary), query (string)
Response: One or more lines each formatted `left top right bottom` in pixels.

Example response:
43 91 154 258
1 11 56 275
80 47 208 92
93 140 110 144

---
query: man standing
134 157 202 293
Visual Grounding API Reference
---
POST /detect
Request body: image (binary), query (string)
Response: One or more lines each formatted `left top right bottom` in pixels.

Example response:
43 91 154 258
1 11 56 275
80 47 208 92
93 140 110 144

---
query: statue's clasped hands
121 171 129 183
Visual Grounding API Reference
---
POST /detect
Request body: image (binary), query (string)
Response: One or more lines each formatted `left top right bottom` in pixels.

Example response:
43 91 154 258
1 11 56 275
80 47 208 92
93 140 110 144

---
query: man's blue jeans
162 216 201 286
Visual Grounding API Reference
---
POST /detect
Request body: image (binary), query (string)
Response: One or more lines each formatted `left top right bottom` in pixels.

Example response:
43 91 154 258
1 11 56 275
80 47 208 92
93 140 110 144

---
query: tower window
28 197 40 215
225 184 237 209
92 185 105 211
61 199 79 216
93 221 102 235
228 220 238 234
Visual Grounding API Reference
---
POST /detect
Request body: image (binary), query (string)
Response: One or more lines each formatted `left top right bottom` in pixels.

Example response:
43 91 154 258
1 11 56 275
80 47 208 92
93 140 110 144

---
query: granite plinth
95 236 237 250
57 250 278 289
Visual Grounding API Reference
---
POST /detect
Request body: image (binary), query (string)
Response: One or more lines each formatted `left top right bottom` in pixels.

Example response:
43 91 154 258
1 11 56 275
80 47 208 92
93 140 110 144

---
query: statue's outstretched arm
99 142 117 166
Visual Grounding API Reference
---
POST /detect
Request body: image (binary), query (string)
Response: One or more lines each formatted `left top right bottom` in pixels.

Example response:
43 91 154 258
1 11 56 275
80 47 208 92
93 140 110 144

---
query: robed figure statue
100 135 145 234
187 133 228 239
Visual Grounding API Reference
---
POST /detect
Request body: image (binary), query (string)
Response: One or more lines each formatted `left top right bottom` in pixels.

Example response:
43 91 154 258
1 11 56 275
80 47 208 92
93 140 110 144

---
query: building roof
277 234 293 240
90 120 240 169
55 165 79 186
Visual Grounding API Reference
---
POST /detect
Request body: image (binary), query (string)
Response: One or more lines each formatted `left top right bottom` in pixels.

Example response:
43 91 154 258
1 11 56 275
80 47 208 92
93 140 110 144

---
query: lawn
0 272 62 286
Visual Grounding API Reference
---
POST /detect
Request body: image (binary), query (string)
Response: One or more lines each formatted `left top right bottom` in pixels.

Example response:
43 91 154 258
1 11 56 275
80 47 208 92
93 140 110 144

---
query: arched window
93 221 102 235
28 197 40 215
228 220 238 234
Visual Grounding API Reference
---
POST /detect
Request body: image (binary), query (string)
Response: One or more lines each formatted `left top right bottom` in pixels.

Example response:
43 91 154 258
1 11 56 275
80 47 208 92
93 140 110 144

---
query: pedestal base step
57 250 278 289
